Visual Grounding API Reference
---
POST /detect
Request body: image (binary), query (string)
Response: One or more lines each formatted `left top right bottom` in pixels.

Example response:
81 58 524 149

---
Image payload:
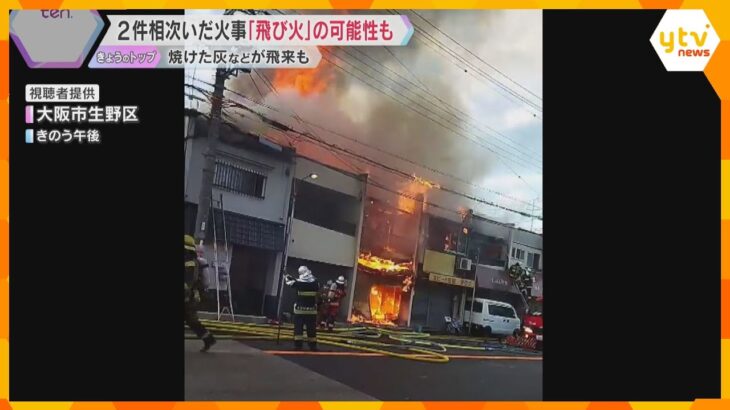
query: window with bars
213 161 266 198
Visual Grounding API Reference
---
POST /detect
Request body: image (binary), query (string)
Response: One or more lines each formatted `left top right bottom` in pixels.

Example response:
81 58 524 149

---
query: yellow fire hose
192 319 519 363
199 320 449 363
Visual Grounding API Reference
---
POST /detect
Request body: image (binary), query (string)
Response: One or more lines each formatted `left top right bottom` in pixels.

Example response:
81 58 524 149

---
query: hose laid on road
198 319 449 363
194 319 539 363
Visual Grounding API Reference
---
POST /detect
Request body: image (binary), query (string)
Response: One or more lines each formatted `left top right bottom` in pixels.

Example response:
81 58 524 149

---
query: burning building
349 194 423 326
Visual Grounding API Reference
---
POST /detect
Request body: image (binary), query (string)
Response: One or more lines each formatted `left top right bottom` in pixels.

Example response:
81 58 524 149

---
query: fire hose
189 319 540 363
196 319 448 363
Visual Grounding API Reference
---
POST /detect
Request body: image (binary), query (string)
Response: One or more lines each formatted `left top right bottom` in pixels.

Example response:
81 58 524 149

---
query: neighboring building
410 209 512 331
410 212 472 331
409 206 542 331
508 228 543 299
279 157 367 322
184 113 295 317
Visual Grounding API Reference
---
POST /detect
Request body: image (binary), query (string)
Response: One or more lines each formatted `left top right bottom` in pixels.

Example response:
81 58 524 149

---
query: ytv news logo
650 10 719 71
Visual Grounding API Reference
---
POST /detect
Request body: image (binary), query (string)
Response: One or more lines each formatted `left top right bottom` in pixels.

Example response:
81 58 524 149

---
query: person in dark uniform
522 268 533 299
324 276 347 331
318 280 333 329
285 266 320 351
185 235 216 352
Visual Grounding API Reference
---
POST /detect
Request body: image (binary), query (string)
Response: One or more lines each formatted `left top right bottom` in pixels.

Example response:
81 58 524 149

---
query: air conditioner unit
458 257 472 271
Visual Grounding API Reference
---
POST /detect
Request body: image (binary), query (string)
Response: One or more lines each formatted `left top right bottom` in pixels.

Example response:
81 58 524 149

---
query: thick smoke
225 10 540 227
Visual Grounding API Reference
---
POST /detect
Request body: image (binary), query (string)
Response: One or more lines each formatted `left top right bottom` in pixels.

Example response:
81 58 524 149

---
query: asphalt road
238 339 543 401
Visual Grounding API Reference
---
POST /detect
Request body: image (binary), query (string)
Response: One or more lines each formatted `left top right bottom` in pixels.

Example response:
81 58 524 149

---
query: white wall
509 243 542 270
295 157 362 198
185 137 292 225
288 218 357 267
510 229 542 270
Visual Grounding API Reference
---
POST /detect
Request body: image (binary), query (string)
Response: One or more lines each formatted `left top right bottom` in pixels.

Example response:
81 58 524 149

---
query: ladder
508 264 531 312
210 193 235 321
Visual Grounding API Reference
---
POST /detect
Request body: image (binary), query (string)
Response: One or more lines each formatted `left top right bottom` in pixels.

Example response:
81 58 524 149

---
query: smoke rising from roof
224 10 541 228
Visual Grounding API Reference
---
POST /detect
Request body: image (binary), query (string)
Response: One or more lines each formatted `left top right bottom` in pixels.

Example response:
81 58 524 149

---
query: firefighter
318 280 333 329
325 276 347 331
285 266 320 351
522 268 533 299
185 235 216 352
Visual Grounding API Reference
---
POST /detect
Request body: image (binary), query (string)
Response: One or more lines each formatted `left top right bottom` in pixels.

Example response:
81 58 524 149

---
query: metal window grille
213 161 266 198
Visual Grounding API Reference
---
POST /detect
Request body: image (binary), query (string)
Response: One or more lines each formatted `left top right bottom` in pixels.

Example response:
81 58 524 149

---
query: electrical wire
273 9 542 166
188 74 542 220
318 52 544 196
320 51 541 173
383 9 542 120
408 9 542 102
327 45 543 166
395 9 542 114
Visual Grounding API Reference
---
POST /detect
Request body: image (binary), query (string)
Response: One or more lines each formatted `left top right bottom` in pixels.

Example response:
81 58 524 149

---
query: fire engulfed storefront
349 196 421 326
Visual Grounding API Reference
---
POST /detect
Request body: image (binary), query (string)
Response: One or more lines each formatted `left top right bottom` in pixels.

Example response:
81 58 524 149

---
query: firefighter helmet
184 235 196 251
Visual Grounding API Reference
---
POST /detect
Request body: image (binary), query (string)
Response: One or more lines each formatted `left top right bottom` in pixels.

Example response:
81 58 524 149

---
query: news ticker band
10 11 414 69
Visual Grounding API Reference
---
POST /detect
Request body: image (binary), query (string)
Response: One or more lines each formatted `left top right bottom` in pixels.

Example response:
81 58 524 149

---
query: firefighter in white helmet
284 266 320 351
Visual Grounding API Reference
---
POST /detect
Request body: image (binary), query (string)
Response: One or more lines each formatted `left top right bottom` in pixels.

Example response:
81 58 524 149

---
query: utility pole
193 68 228 242
530 198 537 232
193 8 265 242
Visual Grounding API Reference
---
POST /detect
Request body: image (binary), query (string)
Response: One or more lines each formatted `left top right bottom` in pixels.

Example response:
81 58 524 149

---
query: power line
273 9 542 161
187 76 541 211
397 9 542 113
319 50 541 174
384 9 542 120
223 98 542 220
408 9 542 102
329 45 543 166
384 46 429 90
197 89 542 220
248 72 265 102
318 52 543 196
410 31 543 121
250 70 365 175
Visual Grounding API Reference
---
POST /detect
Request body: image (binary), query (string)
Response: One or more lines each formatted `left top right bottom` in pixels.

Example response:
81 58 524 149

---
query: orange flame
370 285 402 323
396 175 438 214
350 313 396 327
358 253 413 273
272 48 334 97
412 174 441 189
349 285 402 326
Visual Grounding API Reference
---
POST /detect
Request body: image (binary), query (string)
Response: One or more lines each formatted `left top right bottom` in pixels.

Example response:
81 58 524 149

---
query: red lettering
678 49 710 57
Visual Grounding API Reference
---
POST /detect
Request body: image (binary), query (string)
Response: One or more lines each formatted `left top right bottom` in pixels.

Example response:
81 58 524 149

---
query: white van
463 298 521 337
